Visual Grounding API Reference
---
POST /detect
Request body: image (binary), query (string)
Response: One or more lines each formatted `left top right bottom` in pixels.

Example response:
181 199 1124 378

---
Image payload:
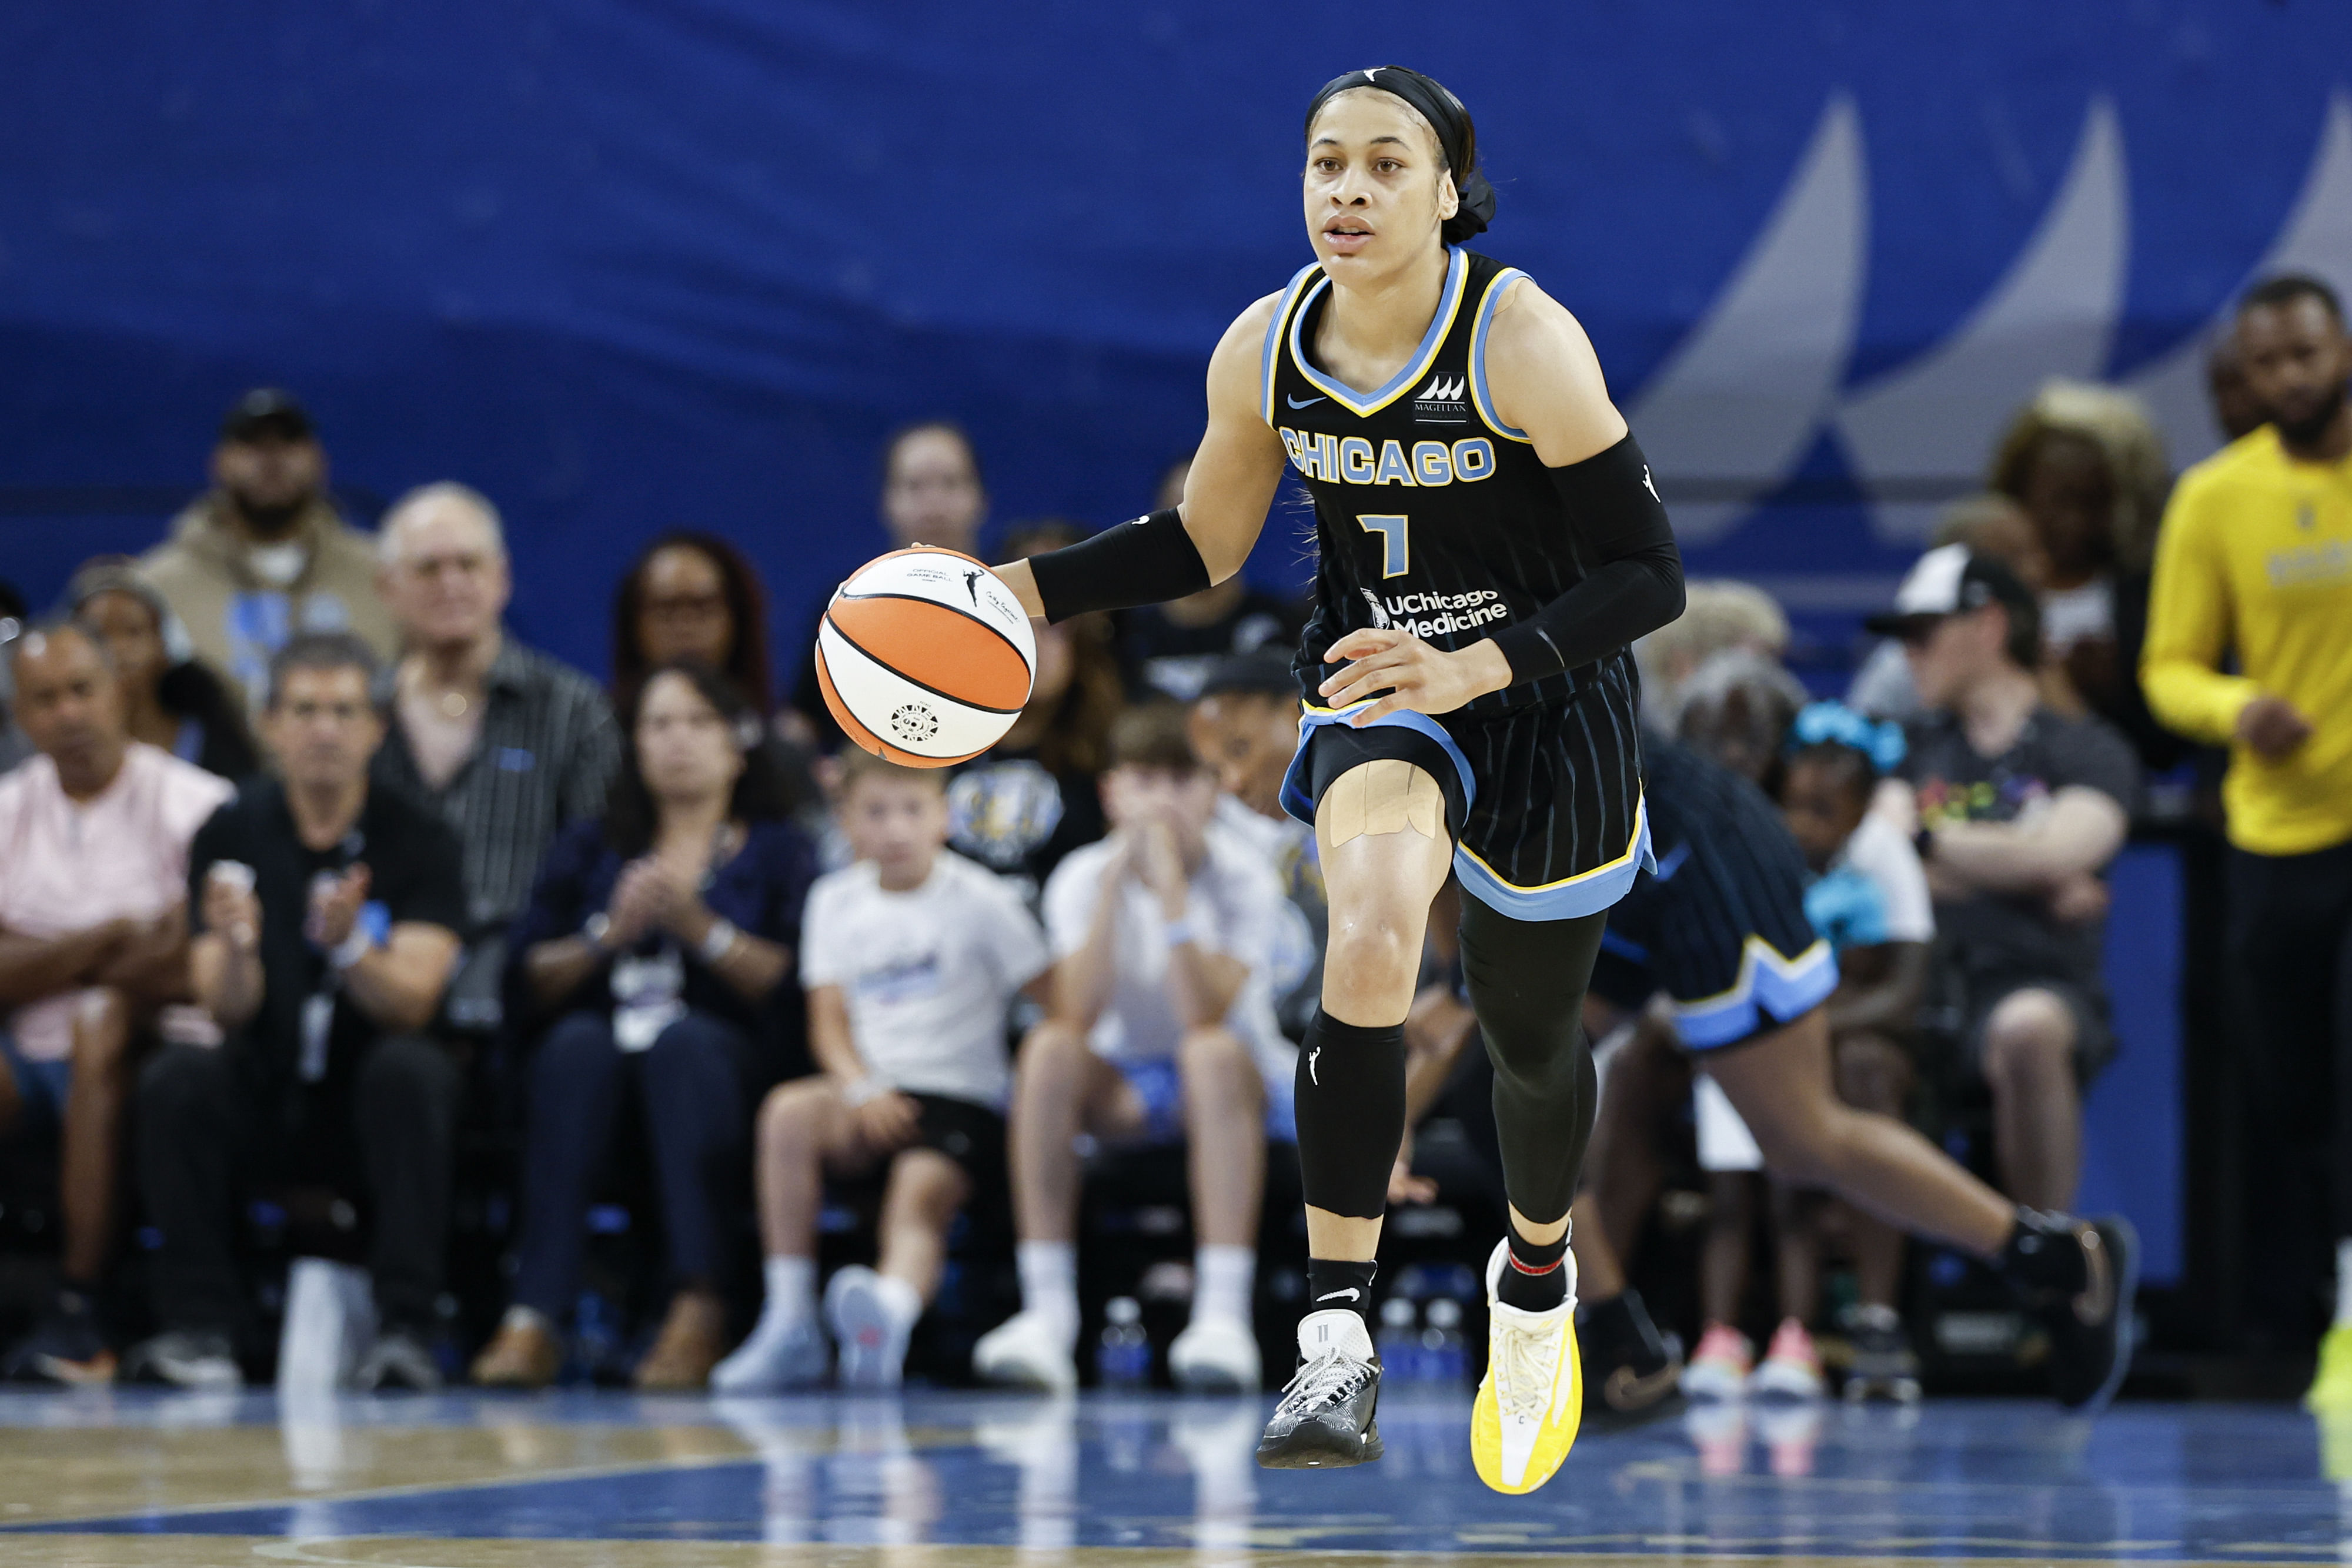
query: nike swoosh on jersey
1317 1288 1362 1303
1287 394 1327 409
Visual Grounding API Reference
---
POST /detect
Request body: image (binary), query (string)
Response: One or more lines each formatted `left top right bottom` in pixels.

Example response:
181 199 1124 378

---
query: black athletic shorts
1588 741 1838 1051
1280 681 1652 922
906 1093 1007 1187
1930 968 2117 1086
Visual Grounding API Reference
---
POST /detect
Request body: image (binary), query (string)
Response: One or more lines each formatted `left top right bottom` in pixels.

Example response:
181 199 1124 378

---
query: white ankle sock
1194 1245 1255 1326
761 1256 816 1332
875 1273 924 1331
1018 1242 1079 1334
2336 1240 2352 1328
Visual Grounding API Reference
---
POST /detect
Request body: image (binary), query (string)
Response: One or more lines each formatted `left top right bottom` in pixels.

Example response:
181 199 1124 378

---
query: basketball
814 546 1037 766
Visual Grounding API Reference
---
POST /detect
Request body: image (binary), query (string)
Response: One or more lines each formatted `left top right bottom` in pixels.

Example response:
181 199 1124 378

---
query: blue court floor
0 1387 2344 1566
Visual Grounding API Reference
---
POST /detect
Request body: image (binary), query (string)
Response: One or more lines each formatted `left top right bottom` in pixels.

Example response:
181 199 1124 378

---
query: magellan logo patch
888 703 941 743
1413 373 1467 424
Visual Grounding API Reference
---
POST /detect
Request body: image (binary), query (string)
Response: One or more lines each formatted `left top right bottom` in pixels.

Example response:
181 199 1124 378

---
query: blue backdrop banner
2 2 2347 675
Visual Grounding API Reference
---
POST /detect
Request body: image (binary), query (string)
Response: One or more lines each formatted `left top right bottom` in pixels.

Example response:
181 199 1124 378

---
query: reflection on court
0 1388 2344 1566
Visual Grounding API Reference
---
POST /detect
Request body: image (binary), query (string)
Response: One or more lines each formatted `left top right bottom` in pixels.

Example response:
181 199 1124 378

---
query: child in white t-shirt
972 704 1292 1396
713 751 1048 1392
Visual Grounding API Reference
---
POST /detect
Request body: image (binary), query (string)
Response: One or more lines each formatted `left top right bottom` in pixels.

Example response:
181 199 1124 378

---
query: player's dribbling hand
1320 628 1512 724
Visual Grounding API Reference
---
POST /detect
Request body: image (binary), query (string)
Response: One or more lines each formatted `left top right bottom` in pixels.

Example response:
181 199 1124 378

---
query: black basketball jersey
1264 246 1642 726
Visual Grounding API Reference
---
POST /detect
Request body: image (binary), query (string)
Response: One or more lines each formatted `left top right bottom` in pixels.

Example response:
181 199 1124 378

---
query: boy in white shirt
973 704 1292 1395
713 750 1049 1390
1189 651 1324 1039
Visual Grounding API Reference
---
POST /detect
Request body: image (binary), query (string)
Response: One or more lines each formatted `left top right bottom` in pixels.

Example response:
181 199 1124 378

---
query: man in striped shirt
368 484 619 1027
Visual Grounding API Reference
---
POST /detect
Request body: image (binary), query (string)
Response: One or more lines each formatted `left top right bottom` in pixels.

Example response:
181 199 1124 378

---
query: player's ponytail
1306 65 1495 243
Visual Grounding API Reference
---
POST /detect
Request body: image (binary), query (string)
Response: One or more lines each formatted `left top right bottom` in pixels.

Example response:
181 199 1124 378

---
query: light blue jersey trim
1601 928 1650 964
1260 263 1323 426
1455 797 1651 921
1287 247 1469 417
1674 937 1841 1051
1282 701 1649 923
1279 701 1476 825
1468 266 1532 443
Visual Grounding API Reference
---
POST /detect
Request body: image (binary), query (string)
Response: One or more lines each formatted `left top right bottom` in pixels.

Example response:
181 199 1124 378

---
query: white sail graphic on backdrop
1627 95 1867 544
1836 96 2130 543
2126 91 2352 467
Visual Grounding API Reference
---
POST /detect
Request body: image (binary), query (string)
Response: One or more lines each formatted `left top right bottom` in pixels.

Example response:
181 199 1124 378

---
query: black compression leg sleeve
1458 899 1611 1224
1294 1012 1406 1219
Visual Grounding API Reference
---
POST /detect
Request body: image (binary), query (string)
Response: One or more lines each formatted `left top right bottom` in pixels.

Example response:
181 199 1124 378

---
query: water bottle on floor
1097 1297 1152 1388
1422 1298 1468 1385
1377 1296 1424 1383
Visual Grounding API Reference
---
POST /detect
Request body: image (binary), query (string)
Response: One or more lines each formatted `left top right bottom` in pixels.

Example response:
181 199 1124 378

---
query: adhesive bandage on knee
1321 758 1444 847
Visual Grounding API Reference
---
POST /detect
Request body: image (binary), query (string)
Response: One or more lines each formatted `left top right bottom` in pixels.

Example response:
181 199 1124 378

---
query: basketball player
992 68 2129 1492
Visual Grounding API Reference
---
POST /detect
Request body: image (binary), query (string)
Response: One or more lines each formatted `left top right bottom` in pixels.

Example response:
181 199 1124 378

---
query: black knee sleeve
1293 1012 1406 1219
1459 899 1609 1224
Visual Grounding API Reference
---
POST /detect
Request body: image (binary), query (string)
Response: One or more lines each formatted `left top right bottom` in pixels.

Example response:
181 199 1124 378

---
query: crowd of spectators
0 267 2343 1406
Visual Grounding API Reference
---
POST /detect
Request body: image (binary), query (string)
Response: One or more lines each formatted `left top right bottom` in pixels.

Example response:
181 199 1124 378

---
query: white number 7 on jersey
1358 514 1409 579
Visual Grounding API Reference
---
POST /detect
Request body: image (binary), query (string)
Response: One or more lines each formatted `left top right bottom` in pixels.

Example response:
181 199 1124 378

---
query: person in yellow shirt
2142 272 2352 1408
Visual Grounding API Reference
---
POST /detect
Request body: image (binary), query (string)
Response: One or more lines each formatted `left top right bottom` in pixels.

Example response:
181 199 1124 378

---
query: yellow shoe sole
1471 1310 1583 1495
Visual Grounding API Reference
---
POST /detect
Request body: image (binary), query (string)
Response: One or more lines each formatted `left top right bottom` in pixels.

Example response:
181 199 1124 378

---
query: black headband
1305 65 1496 245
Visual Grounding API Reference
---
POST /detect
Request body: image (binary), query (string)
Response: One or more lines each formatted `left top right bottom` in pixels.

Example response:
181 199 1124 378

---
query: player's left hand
1319 628 1511 724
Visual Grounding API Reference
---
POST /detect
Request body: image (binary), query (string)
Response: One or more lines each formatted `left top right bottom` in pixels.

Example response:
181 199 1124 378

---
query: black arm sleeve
1027 508 1214 623
1487 433 1685 686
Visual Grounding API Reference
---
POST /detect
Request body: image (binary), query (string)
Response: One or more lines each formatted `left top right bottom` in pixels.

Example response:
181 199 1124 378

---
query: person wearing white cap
1864 544 2139 1216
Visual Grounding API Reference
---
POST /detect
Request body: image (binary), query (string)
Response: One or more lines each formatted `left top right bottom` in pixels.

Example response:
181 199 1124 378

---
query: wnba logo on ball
815 546 1038 768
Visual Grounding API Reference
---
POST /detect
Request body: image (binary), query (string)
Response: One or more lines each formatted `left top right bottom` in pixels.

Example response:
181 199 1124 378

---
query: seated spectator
0 623 232 1383
1775 705 1935 1397
1680 704 1933 1403
131 632 465 1390
613 531 776 714
1633 580 1790 735
138 390 397 711
610 531 818 821
0 580 32 775
1990 382 2181 765
789 422 988 751
713 753 1049 1391
1118 460 1305 703
472 664 815 1392
944 523 1122 900
1849 495 2056 724
68 559 259 782
1187 650 1323 1038
1671 647 1808 785
972 705 1292 1393
368 485 620 1024
1865 546 2137 1211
